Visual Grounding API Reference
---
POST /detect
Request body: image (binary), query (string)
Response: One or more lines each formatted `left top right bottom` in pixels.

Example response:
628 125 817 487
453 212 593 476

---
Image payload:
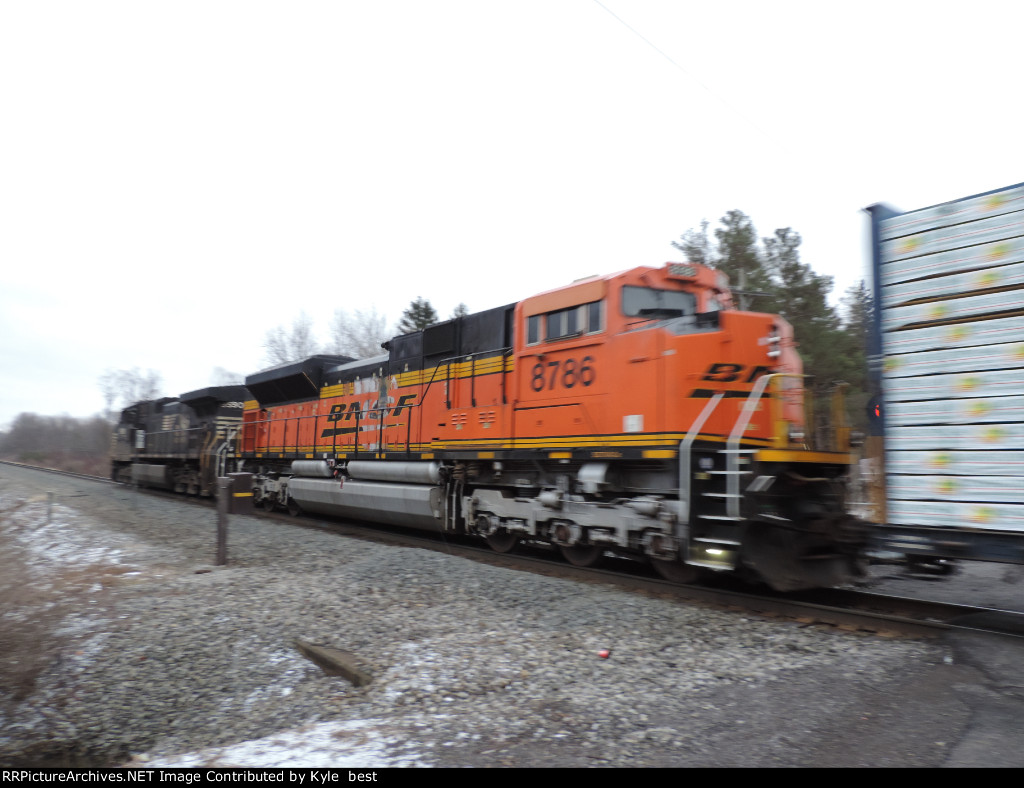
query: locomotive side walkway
2 463 1023 768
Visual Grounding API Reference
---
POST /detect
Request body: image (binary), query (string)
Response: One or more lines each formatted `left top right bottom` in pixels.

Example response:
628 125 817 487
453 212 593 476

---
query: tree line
0 413 113 475
262 298 467 366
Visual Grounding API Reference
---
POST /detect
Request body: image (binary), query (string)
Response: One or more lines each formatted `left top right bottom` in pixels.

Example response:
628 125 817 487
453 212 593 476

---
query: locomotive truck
113 262 868 591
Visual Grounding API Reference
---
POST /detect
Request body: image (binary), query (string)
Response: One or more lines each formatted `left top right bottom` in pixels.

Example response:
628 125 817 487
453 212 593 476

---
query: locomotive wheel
560 544 603 568
486 530 519 554
652 558 700 584
262 496 276 512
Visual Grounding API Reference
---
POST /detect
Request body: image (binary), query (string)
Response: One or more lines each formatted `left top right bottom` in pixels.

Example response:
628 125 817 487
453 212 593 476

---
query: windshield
621 286 696 318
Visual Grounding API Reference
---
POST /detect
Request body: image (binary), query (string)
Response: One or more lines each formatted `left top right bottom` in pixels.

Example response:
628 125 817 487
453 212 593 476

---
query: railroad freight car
236 263 867 591
866 181 1024 565
110 385 249 496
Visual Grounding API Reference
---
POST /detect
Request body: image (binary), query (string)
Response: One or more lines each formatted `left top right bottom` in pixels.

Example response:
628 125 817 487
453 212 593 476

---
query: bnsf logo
701 363 771 383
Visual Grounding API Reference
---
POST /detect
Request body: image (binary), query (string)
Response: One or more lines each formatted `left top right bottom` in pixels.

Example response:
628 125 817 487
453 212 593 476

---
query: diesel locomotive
112 262 868 591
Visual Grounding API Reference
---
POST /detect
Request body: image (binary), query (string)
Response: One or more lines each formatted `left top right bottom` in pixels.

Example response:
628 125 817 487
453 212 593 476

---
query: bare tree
98 368 164 418
327 308 391 359
263 312 320 365
210 367 245 385
98 372 119 418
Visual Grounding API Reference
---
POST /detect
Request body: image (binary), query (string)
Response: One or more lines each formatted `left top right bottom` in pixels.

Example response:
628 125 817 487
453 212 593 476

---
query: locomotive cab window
527 315 541 345
528 300 604 345
622 286 696 318
546 306 580 340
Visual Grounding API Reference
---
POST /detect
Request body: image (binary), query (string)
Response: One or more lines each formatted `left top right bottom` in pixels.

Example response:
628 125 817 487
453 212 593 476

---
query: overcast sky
1 1 1020 428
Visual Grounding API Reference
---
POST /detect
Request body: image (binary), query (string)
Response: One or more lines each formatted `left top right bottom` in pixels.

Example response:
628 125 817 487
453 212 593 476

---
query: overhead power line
590 0 793 158
591 0 715 94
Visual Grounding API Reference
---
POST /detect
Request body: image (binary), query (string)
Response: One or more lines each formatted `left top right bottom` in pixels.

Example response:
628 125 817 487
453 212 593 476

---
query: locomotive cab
504 263 863 589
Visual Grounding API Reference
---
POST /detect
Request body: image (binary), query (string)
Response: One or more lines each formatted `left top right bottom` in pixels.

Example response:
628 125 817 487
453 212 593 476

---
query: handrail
723 372 847 518
214 426 238 478
726 373 799 518
423 347 513 411
678 392 725 527
242 401 424 458
137 425 207 456
829 382 851 454
679 373 814 530
239 348 514 459
470 355 476 407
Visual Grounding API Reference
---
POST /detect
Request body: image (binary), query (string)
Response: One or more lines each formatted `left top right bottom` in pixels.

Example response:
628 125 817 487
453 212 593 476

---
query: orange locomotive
239 262 866 591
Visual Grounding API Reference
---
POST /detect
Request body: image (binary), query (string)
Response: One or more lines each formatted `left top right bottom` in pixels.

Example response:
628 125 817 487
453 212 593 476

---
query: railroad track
286 522 1024 641
0 459 116 485
6 460 1024 641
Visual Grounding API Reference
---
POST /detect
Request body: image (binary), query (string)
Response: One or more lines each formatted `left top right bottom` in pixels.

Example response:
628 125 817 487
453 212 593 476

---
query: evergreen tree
671 219 713 265
838 280 873 428
759 228 847 393
713 210 774 309
398 297 439 333
671 214 870 428
451 303 469 319
760 228 837 331
840 280 872 359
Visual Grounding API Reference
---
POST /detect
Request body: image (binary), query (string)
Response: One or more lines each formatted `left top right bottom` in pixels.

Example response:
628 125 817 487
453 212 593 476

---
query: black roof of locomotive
243 303 514 407
117 396 178 427
180 385 250 404
179 385 251 416
245 355 354 407
383 303 515 368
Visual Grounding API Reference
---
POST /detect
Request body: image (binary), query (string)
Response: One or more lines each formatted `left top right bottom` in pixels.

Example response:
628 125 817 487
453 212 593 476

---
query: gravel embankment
0 464 992 767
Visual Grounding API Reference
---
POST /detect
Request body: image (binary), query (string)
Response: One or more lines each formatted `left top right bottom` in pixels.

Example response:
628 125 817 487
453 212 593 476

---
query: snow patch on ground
129 718 433 768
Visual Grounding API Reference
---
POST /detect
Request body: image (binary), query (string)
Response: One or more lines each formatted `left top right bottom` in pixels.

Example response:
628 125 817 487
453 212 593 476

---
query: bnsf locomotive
111 262 867 591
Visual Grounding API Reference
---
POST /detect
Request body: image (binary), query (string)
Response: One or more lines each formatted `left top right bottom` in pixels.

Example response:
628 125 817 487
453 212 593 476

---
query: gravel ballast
0 465 1010 767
